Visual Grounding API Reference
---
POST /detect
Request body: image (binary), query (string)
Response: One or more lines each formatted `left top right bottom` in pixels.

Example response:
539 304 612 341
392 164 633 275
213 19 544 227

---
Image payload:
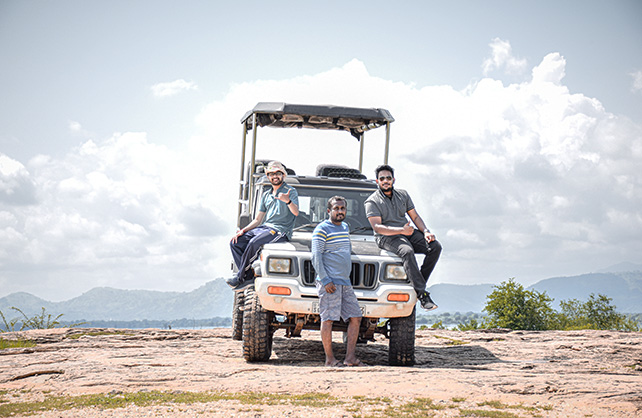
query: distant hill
426 270 642 314
425 283 495 313
0 279 234 321
528 272 642 313
2 271 641 322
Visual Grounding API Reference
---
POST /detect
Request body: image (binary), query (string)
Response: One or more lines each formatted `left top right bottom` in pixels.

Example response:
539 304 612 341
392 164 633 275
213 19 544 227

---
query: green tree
483 278 555 330
558 294 640 331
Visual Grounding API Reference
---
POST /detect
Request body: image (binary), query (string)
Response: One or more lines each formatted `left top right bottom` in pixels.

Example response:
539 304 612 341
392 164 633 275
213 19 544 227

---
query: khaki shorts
316 282 362 322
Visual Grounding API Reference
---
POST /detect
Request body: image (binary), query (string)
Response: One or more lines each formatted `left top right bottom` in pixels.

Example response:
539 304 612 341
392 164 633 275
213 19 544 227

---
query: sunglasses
378 175 393 181
266 172 283 177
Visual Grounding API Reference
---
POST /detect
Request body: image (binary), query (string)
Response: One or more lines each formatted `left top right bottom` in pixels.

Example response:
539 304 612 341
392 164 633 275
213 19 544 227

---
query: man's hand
277 188 291 203
324 283 336 294
231 229 244 244
401 222 415 236
424 230 436 242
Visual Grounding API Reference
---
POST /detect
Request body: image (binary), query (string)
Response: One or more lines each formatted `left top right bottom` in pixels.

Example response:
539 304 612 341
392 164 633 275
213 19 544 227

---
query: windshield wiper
349 226 373 234
294 223 318 231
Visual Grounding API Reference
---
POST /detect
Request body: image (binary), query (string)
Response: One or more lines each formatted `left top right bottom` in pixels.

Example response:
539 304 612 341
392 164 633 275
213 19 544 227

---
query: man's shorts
316 282 362 322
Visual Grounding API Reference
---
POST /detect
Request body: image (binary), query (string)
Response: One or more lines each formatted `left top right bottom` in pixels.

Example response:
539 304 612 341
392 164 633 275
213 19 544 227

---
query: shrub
556 294 640 331
483 278 556 330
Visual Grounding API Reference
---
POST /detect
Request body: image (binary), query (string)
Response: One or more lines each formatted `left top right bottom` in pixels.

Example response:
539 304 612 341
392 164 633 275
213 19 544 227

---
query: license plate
311 301 367 316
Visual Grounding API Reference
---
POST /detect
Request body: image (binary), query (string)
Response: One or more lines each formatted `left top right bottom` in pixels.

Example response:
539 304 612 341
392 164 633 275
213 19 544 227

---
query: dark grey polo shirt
364 188 415 238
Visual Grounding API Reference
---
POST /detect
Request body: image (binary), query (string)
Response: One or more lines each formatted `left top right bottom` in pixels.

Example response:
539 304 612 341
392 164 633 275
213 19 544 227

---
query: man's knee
396 245 415 259
230 240 244 254
429 240 442 255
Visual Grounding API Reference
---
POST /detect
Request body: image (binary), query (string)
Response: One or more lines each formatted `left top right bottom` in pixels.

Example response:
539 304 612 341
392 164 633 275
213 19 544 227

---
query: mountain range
1 265 641 322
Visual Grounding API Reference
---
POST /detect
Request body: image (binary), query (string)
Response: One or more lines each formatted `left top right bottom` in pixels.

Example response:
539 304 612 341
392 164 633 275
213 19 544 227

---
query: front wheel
242 287 274 362
388 307 416 366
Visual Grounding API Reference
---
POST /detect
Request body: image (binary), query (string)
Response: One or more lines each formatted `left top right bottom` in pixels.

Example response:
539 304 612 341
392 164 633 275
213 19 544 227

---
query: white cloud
482 38 528 76
0 133 227 299
68 120 92 137
631 70 642 93
151 79 198 98
1 53 641 300
0 154 37 205
532 53 566 85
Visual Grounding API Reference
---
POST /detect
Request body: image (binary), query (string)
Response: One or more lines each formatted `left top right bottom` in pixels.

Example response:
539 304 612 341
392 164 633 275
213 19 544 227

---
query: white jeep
232 103 417 366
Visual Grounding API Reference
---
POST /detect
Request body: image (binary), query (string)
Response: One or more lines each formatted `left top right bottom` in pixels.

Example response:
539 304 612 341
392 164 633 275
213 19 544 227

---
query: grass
0 390 555 418
458 409 521 418
433 335 469 346
0 339 36 350
0 391 342 417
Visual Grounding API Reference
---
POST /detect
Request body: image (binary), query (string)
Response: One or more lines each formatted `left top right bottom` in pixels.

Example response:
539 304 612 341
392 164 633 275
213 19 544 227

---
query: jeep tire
242 287 274 362
388 307 416 366
231 291 245 341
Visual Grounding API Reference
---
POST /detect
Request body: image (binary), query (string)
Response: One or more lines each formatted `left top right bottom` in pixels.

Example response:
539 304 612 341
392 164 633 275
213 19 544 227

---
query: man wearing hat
227 161 299 291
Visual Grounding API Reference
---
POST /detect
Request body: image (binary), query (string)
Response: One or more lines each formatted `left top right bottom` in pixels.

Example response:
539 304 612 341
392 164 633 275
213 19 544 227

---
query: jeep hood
265 235 385 256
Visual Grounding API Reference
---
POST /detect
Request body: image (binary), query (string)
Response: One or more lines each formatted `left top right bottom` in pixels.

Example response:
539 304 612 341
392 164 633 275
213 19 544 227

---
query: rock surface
1 328 641 417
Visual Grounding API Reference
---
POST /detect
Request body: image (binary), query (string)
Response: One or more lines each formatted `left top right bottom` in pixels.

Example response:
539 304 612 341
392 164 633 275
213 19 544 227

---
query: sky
1 0 641 302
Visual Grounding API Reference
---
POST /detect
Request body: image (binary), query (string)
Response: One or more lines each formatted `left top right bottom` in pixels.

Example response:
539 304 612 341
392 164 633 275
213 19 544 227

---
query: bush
454 279 641 332
456 318 482 331
556 294 640 331
483 278 556 330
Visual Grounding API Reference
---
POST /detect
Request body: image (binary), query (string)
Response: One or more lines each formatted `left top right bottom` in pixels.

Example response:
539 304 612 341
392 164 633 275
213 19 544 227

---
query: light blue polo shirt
260 183 299 239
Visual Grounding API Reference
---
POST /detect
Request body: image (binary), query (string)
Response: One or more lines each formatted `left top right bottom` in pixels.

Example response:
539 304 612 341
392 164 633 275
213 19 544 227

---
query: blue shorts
316 282 362 322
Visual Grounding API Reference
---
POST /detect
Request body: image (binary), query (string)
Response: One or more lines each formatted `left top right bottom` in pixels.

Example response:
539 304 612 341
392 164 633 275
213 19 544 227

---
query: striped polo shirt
311 220 352 286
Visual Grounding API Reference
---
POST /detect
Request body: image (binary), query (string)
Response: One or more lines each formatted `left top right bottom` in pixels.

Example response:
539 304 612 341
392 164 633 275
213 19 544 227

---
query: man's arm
407 208 436 242
367 215 414 236
231 211 266 243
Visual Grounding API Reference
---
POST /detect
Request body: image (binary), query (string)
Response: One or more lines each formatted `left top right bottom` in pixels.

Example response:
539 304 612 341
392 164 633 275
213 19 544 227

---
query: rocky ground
1 327 641 417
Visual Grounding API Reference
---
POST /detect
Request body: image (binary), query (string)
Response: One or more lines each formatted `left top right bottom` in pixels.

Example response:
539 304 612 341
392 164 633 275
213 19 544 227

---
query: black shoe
418 291 438 311
232 277 255 293
226 276 241 288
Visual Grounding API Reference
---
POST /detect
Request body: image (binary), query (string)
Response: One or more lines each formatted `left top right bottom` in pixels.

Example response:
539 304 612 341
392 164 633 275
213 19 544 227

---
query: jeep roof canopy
241 102 394 139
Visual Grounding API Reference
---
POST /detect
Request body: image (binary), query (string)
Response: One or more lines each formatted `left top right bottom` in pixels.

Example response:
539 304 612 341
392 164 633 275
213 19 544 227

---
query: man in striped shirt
312 196 365 367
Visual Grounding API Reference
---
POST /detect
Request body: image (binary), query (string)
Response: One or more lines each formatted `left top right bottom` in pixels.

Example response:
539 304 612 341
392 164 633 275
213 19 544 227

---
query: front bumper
254 276 417 318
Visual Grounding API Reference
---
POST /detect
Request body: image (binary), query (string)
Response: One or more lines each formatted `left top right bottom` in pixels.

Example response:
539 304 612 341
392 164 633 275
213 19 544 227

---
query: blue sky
1 1 641 301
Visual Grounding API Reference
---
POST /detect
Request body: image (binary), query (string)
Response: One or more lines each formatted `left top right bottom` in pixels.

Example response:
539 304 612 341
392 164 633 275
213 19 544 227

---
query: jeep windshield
252 182 376 234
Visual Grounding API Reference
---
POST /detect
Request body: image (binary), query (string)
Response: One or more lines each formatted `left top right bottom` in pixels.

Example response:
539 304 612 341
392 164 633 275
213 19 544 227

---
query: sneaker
230 277 255 292
226 276 241 288
418 291 438 311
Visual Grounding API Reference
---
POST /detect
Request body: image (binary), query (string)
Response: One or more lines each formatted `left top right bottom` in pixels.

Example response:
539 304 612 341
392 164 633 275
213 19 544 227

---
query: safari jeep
232 103 417 366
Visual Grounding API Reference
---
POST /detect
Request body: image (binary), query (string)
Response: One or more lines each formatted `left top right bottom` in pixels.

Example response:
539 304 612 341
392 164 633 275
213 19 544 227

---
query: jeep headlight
385 264 407 280
267 257 292 274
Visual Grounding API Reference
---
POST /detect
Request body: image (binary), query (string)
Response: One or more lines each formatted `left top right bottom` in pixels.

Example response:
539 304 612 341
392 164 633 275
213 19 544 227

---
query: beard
330 213 345 223
270 177 284 186
378 183 393 193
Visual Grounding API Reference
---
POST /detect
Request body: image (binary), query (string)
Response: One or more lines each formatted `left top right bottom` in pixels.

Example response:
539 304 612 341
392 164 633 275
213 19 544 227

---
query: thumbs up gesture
401 221 414 236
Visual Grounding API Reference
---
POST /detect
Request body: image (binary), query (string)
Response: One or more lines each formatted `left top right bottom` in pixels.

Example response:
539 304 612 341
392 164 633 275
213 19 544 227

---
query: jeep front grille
302 260 377 289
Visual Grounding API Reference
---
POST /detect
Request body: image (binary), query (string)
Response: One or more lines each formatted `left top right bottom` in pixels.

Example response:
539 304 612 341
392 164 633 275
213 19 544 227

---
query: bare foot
343 359 368 367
